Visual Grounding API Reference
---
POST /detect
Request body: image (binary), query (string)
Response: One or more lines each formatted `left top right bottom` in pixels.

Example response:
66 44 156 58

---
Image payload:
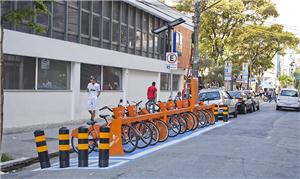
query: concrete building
1 0 193 131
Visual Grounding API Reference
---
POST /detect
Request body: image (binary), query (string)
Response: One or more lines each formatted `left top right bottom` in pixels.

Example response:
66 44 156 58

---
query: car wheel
252 105 256 112
249 105 253 113
276 106 280 110
297 107 300 112
257 105 260 110
233 108 238 118
243 105 247 114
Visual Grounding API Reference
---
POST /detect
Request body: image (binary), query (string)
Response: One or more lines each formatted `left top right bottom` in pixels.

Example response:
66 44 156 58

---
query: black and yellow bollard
78 126 88 167
223 105 229 122
213 105 219 122
34 130 51 169
59 127 70 168
99 126 110 168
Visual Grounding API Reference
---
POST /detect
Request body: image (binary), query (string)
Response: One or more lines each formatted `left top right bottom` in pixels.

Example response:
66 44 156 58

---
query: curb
1 150 74 173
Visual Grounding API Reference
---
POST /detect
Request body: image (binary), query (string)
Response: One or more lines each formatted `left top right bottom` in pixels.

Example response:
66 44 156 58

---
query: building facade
1 0 193 130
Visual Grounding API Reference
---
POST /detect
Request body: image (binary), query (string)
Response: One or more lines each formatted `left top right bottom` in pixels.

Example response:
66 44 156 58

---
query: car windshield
228 91 241 98
280 90 298 97
199 91 221 101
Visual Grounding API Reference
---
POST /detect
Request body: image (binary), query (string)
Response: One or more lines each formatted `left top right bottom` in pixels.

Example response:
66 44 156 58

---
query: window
53 2 65 30
280 90 298 97
160 73 170 90
68 7 79 33
93 1 101 14
136 31 142 50
81 1 90 10
128 6 135 26
172 75 180 91
113 1 120 20
103 19 110 41
38 59 70 90
128 28 135 48
112 22 119 43
81 11 90 35
103 1 111 18
103 67 122 90
69 1 78 7
3 54 35 90
93 15 100 38
121 3 128 23
199 91 221 101
80 64 101 90
142 32 148 51
121 25 128 45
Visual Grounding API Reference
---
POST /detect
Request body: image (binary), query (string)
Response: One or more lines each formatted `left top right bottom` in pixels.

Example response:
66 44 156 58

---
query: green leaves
1 0 50 33
279 74 294 88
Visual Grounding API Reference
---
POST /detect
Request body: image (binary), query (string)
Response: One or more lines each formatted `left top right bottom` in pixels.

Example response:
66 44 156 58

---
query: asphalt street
2 102 300 179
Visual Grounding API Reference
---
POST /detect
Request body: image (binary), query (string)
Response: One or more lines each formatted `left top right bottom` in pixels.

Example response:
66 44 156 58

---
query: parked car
243 90 260 111
228 91 252 114
199 89 238 117
276 88 300 111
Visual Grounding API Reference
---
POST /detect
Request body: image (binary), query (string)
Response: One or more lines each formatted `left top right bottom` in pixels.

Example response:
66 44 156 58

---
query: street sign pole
168 28 173 99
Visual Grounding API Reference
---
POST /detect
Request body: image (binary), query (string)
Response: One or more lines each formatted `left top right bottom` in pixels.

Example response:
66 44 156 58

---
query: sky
271 0 300 37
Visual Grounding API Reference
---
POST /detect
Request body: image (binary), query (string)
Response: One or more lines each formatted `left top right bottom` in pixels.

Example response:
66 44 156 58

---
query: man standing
147 82 157 113
87 76 100 121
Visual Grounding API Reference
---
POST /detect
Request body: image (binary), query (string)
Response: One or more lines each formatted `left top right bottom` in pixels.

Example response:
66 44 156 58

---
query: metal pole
192 0 201 77
168 27 173 99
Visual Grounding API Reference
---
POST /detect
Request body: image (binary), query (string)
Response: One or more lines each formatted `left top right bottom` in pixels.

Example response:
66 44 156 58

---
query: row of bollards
34 126 110 169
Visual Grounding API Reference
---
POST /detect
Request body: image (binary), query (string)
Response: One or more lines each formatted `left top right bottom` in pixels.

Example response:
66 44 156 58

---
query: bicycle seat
86 120 97 125
99 114 110 119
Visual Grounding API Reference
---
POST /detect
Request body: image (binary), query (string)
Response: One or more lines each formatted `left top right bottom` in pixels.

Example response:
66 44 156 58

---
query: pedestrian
87 76 100 121
146 81 157 113
174 91 182 101
267 89 272 102
272 88 277 102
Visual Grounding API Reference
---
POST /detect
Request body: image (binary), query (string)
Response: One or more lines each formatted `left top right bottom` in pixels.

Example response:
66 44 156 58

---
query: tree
279 74 294 88
0 0 49 147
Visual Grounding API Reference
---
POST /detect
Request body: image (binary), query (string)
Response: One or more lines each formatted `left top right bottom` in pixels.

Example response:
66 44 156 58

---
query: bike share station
33 78 231 171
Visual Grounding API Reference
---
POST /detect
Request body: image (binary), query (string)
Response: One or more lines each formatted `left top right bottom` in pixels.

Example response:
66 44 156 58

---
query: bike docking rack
32 78 229 171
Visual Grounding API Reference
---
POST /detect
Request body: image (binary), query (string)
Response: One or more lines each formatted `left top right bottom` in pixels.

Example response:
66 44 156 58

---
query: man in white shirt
87 76 100 121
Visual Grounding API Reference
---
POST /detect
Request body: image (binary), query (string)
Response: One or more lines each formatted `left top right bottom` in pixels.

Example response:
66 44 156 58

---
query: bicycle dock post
34 130 51 169
58 127 70 168
213 105 219 122
99 126 110 167
78 127 88 167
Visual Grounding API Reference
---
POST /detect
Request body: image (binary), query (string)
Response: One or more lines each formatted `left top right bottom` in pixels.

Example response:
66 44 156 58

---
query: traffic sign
242 63 248 83
166 52 178 70
224 61 232 81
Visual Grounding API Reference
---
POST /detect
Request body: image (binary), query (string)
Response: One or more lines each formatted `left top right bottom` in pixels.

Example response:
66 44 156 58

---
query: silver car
199 89 238 118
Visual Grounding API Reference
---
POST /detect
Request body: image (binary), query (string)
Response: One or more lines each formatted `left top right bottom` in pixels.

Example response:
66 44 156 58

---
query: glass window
52 30 64 40
93 1 101 14
3 54 35 90
128 6 134 26
68 7 79 33
112 22 119 43
121 25 127 45
280 90 298 97
53 2 65 30
36 3 49 26
136 10 141 29
103 67 122 90
121 3 127 24
149 34 154 52
142 32 148 51
160 73 170 90
1 1 13 29
113 1 120 20
81 11 90 35
38 59 70 90
136 30 142 49
199 91 221 101
80 63 101 90
93 15 100 38
103 1 111 18
103 19 110 40
155 36 159 54
172 75 180 91
143 13 148 31
69 1 78 7
81 1 90 10
128 27 135 48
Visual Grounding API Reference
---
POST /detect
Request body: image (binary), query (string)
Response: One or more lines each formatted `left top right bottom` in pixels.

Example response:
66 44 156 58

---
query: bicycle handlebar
99 106 113 112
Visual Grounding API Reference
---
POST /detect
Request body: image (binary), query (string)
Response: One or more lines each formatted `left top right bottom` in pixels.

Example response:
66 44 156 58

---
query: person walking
146 82 157 113
87 76 100 121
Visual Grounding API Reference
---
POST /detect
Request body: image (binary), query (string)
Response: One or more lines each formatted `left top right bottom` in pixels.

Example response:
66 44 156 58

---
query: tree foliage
278 74 294 88
174 0 299 86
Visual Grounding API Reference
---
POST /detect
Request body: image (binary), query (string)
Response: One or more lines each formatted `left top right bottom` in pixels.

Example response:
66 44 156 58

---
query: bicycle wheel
195 110 207 128
201 110 211 126
168 116 181 137
181 112 194 132
187 112 199 130
71 131 96 154
132 122 152 149
177 115 187 134
122 124 138 153
205 110 215 125
145 121 160 146
152 119 169 142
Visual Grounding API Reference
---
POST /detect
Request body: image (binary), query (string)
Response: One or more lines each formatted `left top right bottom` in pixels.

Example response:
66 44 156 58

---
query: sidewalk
1 123 85 171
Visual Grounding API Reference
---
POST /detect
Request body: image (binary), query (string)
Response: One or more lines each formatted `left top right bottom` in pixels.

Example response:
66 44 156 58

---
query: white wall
4 91 72 129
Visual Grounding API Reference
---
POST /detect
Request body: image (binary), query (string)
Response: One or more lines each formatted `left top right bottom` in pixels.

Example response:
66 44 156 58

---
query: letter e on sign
166 52 178 70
